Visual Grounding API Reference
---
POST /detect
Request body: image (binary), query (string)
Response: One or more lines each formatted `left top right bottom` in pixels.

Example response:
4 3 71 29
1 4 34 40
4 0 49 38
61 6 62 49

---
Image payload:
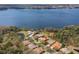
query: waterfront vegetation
0 25 79 54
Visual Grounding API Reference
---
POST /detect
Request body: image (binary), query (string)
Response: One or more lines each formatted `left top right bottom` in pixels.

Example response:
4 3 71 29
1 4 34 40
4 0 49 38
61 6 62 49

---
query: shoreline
1 4 79 10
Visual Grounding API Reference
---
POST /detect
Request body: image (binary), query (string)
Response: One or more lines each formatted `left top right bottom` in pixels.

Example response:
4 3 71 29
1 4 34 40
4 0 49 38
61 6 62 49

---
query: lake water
0 9 79 28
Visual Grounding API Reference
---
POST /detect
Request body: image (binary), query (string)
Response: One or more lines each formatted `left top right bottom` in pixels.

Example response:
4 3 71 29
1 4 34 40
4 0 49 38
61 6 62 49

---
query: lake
0 9 79 28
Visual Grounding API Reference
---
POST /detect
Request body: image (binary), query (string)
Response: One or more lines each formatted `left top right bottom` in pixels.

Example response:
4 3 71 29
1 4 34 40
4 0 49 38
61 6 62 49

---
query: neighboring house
50 41 62 50
38 37 48 41
27 43 37 49
22 40 31 46
33 47 44 54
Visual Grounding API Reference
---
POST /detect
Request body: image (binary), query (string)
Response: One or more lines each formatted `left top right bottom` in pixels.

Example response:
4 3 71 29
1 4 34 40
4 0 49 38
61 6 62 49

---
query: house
46 39 55 44
50 41 62 50
60 48 72 54
38 37 48 41
27 31 35 38
28 43 37 49
33 47 44 54
34 34 44 38
45 39 56 48
37 34 48 41
22 40 31 46
27 31 33 35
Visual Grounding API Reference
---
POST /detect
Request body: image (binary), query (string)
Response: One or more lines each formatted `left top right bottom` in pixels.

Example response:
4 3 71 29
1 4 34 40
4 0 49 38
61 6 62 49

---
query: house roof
22 40 31 46
33 47 44 54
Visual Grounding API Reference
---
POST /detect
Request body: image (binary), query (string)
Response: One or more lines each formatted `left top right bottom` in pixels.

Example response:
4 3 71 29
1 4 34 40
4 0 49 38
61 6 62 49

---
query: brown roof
33 47 44 54
28 43 37 49
50 41 62 50
38 37 48 41
46 39 55 44
22 40 31 46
